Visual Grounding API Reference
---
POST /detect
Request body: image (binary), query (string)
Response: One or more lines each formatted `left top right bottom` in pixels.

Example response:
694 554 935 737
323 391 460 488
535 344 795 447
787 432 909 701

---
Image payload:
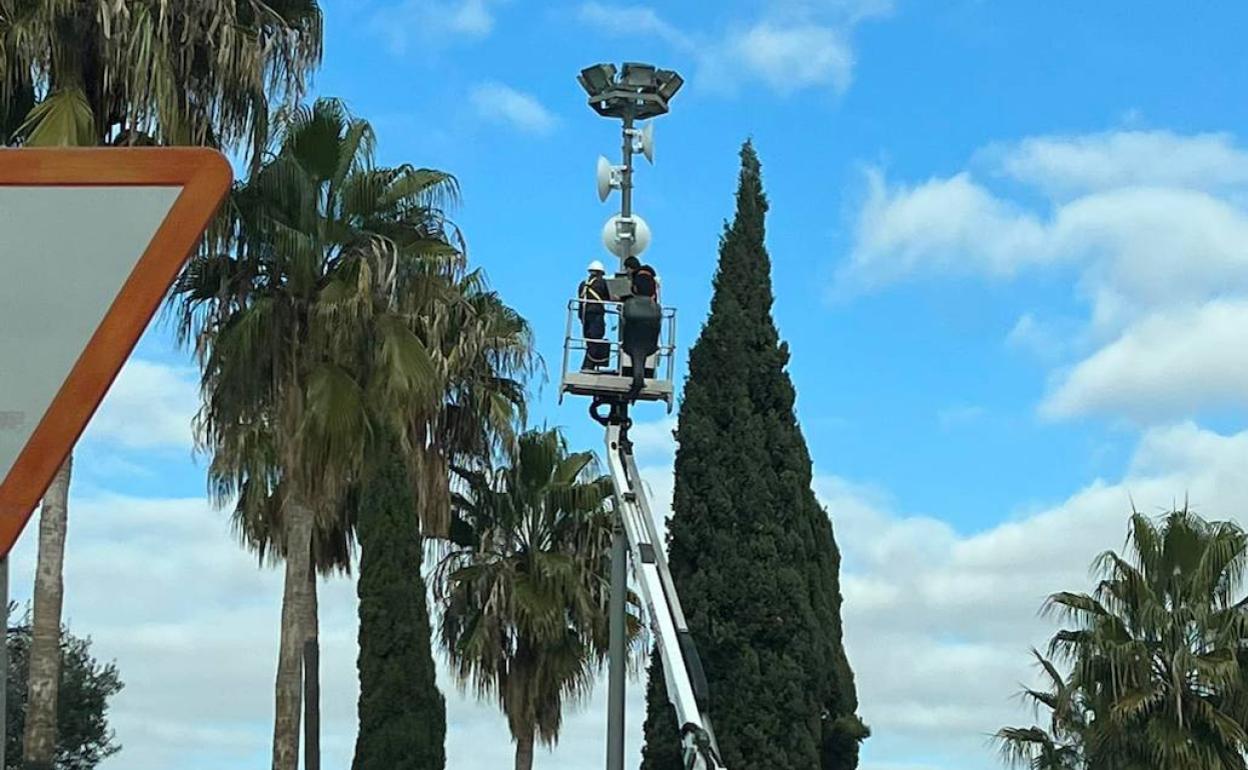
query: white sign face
0 186 181 482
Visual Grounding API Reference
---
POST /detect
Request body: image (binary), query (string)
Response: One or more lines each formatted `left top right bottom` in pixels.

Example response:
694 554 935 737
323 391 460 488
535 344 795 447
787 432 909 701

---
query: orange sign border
0 148 232 556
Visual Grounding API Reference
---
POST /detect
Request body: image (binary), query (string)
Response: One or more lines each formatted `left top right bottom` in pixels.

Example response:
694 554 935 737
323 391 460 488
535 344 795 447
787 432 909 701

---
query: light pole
577 60 683 770
581 62 682 272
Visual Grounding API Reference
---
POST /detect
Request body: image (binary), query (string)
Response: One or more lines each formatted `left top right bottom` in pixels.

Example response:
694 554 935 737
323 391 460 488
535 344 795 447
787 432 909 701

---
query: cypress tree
640 646 682 769
353 442 445 770
640 142 867 769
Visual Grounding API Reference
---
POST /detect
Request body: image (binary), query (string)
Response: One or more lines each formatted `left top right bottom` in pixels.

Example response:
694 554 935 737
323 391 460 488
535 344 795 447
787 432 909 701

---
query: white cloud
1005 313 1070 361
762 0 896 25
848 177 1248 309
7 490 647 770
846 172 1248 299
17 407 1248 769
626 417 678 554
847 169 1051 285
1056 187 1248 317
557 418 1248 768
712 0 892 95
469 82 557 135
826 422 1248 768
82 358 197 451
369 0 503 55
576 2 693 50
713 22 856 94
1040 299 1248 420
992 130 1248 197
576 1 889 96
842 130 1248 422
2 414 679 769
626 415 677 461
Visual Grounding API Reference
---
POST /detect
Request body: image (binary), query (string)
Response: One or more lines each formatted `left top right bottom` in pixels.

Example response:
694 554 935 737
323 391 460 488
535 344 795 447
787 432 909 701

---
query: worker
620 255 661 395
578 260 611 371
623 255 658 298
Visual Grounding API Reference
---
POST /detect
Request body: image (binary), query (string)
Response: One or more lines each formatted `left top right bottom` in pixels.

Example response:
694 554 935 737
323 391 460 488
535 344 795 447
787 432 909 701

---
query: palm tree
413 265 535 533
995 650 1098 770
997 506 1248 770
435 428 642 770
1 3 320 766
0 0 321 152
172 97 477 770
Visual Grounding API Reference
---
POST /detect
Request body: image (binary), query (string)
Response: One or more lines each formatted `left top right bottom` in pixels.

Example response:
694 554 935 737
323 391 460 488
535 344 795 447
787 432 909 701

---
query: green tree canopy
172 96 485 770
435 428 641 770
352 438 445 770
641 141 866 770
0 0 321 153
5 609 123 770
998 506 1248 770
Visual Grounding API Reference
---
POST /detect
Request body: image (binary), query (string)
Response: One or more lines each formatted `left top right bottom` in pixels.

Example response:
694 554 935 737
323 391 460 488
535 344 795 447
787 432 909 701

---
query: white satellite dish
639 122 655 164
601 214 651 259
596 156 614 202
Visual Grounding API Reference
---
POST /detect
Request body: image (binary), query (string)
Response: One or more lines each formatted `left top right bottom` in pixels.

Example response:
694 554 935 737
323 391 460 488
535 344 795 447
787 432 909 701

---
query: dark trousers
581 312 609 370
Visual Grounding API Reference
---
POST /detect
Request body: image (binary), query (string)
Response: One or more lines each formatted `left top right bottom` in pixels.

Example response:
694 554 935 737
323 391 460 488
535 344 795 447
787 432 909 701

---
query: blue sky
11 2 1248 769
310 0 1248 530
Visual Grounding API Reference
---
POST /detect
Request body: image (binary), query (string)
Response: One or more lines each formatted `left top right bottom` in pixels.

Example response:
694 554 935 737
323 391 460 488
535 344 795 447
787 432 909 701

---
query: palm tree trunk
514 729 536 770
272 498 314 770
304 562 320 770
23 456 71 769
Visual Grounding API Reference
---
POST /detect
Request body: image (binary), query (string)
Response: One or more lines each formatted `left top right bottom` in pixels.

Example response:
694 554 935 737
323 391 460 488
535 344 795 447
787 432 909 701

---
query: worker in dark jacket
621 255 661 395
624 255 658 298
578 260 611 371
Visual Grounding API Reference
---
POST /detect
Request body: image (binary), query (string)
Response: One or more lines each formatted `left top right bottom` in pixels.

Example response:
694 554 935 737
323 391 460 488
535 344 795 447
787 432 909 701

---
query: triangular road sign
0 148 231 557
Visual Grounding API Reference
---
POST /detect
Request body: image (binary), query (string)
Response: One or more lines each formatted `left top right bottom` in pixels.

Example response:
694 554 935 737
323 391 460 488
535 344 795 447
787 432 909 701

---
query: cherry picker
559 62 726 770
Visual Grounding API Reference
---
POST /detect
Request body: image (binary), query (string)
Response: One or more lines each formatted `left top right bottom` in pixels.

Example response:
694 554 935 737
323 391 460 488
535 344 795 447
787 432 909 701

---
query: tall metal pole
0 557 9 770
620 115 634 221
606 528 628 770
606 110 635 770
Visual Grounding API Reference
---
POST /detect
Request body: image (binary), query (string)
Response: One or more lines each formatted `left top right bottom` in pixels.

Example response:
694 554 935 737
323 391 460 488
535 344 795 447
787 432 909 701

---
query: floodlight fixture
578 63 617 97
656 69 684 101
621 62 658 89
577 60 683 121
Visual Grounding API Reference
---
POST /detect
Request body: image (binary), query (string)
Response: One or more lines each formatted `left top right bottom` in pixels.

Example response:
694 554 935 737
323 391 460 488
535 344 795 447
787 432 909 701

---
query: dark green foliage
640 646 682 769
352 443 445 770
997 507 1248 770
5 611 123 770
435 428 637 770
641 141 866 769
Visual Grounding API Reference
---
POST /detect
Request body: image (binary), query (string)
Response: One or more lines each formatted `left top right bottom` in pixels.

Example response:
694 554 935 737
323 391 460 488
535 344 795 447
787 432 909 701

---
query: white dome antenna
601 214 651 259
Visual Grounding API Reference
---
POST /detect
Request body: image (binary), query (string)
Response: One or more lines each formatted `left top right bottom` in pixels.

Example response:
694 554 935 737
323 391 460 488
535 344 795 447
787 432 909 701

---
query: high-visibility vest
579 277 607 318
580 280 604 302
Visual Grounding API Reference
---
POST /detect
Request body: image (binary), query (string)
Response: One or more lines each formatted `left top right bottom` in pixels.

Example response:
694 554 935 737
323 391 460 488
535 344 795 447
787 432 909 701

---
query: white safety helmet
587 259 606 274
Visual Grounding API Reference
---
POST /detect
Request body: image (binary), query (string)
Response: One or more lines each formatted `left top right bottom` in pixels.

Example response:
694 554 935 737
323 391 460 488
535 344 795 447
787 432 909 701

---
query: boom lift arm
593 400 726 770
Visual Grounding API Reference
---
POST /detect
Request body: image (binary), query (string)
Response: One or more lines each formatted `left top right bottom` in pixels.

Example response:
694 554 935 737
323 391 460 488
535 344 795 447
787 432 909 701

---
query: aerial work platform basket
559 297 677 411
